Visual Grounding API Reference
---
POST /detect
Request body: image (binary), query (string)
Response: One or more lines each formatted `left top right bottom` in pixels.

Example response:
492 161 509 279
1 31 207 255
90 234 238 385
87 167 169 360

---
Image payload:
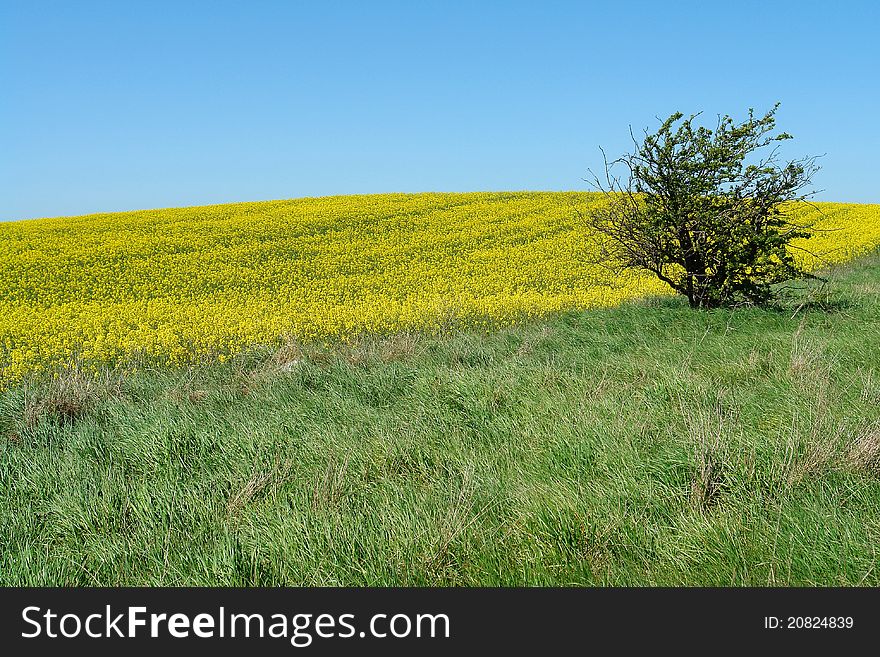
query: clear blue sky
1 0 877 220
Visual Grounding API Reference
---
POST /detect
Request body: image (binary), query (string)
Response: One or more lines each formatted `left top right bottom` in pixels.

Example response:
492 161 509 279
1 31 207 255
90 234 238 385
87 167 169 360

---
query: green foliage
589 104 820 308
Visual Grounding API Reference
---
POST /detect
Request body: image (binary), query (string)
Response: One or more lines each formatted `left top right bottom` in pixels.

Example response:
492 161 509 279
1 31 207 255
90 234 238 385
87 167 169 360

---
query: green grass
2 254 879 586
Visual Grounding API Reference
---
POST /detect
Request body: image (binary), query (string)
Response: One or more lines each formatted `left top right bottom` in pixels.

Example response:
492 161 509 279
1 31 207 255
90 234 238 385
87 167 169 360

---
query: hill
2 192 879 383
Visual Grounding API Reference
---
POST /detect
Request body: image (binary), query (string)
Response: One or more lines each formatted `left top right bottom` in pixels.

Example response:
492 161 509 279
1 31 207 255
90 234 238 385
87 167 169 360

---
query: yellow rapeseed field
2 192 879 383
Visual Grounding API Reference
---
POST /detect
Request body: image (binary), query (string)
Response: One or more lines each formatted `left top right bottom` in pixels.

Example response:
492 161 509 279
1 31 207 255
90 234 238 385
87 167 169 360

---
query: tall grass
1 253 878 586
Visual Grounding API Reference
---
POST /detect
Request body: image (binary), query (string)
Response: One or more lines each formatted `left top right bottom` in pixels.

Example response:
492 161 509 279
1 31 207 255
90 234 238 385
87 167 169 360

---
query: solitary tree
587 104 820 308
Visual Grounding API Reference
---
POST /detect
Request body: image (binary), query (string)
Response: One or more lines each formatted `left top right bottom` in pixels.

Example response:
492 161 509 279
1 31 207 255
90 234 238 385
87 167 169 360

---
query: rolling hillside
2 193 879 383
1 194 879 586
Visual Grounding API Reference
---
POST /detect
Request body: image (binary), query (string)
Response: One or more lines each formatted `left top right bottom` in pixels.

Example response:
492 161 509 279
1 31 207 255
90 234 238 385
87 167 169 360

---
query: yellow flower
1 193 878 384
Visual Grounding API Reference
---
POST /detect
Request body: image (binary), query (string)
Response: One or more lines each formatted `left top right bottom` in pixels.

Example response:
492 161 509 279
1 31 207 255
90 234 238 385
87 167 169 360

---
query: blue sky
1 0 878 220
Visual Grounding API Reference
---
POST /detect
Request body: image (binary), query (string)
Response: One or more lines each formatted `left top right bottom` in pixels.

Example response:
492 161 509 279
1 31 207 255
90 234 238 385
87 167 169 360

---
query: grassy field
2 251 878 586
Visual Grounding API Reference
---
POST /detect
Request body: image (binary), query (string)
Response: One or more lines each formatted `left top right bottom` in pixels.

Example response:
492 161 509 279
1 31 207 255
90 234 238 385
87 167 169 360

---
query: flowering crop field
2 192 879 383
